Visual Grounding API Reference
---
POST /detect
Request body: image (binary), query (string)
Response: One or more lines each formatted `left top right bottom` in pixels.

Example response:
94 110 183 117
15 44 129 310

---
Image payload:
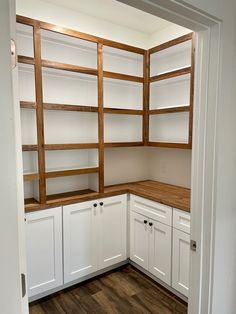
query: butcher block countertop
25 180 191 213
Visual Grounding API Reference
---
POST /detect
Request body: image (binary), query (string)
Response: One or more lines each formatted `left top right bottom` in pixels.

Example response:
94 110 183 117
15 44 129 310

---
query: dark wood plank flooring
29 265 187 314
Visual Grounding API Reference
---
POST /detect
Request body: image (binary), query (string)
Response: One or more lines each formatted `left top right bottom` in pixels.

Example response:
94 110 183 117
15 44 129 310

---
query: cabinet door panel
149 220 172 285
130 211 149 270
25 207 63 297
63 201 98 283
172 229 190 297
99 195 127 269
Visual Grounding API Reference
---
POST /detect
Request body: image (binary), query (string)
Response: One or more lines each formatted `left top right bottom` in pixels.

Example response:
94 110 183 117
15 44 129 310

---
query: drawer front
130 195 172 226
173 208 191 234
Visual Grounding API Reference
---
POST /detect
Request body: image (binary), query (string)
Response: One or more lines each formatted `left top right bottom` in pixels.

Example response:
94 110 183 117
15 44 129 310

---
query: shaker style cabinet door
172 228 190 297
149 219 172 285
130 211 149 270
25 207 63 297
98 195 127 269
63 201 98 283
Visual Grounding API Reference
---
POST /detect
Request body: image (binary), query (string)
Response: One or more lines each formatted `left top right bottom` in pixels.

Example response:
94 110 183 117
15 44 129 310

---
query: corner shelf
149 105 190 115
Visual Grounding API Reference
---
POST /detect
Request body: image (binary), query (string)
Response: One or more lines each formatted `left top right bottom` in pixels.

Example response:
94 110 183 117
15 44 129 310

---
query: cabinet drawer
173 208 191 234
130 195 172 226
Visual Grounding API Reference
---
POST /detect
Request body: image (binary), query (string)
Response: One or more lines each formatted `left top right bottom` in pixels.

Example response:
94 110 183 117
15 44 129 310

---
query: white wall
16 0 148 48
148 148 191 188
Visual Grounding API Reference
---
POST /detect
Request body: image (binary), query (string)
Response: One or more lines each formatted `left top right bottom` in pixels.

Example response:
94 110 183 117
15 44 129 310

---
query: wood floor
29 265 187 314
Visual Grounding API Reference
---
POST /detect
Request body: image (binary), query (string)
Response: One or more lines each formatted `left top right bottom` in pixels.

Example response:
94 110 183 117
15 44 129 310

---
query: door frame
118 1 221 313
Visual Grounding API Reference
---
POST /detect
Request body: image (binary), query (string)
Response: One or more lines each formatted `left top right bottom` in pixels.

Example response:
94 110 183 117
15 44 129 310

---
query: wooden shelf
104 108 143 115
104 142 143 148
45 143 99 150
43 103 98 112
150 67 191 83
22 144 38 152
149 106 190 115
103 71 143 83
148 142 191 149
45 167 99 179
41 59 98 76
18 55 35 65
20 101 37 109
46 189 97 204
23 173 40 181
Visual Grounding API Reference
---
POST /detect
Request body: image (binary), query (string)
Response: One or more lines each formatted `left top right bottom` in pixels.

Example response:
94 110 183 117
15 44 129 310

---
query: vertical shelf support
97 43 104 193
143 50 150 145
33 21 46 203
188 33 195 147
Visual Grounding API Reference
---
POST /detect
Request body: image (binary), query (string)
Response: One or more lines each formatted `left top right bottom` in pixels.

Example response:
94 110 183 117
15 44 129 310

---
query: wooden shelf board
46 189 98 203
149 33 193 54
23 173 40 181
43 103 98 112
104 108 143 115
150 67 191 83
149 106 190 115
148 142 191 149
20 101 37 109
41 59 98 76
103 71 144 83
22 144 38 152
45 167 99 179
18 55 35 65
24 198 40 210
44 143 99 150
104 142 144 148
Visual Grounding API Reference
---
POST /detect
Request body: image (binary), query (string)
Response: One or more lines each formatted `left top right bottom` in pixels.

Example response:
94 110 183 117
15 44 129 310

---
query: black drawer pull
144 220 148 224
100 202 104 206
149 222 153 227
93 203 97 207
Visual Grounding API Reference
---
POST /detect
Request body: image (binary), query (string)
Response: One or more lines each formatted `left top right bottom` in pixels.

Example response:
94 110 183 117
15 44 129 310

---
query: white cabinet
63 200 98 283
25 207 63 297
63 194 127 283
172 208 191 297
130 211 149 269
149 220 172 285
99 195 127 269
130 195 172 285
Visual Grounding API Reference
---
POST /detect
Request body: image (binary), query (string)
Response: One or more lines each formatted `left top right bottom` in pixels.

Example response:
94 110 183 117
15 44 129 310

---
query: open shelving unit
17 15 195 210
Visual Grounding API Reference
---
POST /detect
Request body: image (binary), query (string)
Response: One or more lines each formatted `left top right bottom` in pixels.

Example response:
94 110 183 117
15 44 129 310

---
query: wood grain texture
104 142 143 148
45 167 99 179
23 173 40 181
42 59 98 76
149 33 193 54
143 50 150 144
22 144 38 151
20 101 37 109
24 180 191 213
43 103 98 112
29 265 187 314
148 142 191 149
103 108 143 115
103 71 143 83
150 66 191 83
149 106 190 115
44 143 99 150
33 21 46 203
97 43 105 193
18 55 35 65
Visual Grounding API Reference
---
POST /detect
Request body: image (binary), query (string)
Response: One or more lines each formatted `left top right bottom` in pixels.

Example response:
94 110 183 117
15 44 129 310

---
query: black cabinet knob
144 220 148 224
100 202 104 206
149 222 153 227
93 203 97 207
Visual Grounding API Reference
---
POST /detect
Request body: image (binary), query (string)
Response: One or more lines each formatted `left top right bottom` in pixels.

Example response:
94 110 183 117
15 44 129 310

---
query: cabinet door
149 220 172 285
172 228 190 297
63 201 98 283
25 207 63 297
98 195 127 269
130 211 149 270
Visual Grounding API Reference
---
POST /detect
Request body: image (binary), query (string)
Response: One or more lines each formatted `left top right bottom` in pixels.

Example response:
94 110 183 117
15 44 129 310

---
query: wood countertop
25 180 191 213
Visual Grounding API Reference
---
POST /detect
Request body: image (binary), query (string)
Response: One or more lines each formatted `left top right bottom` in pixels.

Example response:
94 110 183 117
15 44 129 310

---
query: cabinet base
129 260 188 303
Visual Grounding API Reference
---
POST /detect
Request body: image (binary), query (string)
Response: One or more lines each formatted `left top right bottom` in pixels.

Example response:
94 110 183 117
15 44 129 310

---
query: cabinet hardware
21 273 26 298
99 202 104 206
93 203 97 207
149 222 153 227
190 239 197 251
144 220 148 224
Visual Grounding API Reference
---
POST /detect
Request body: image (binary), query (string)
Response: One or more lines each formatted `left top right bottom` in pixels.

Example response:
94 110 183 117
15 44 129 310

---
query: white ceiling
44 0 172 34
